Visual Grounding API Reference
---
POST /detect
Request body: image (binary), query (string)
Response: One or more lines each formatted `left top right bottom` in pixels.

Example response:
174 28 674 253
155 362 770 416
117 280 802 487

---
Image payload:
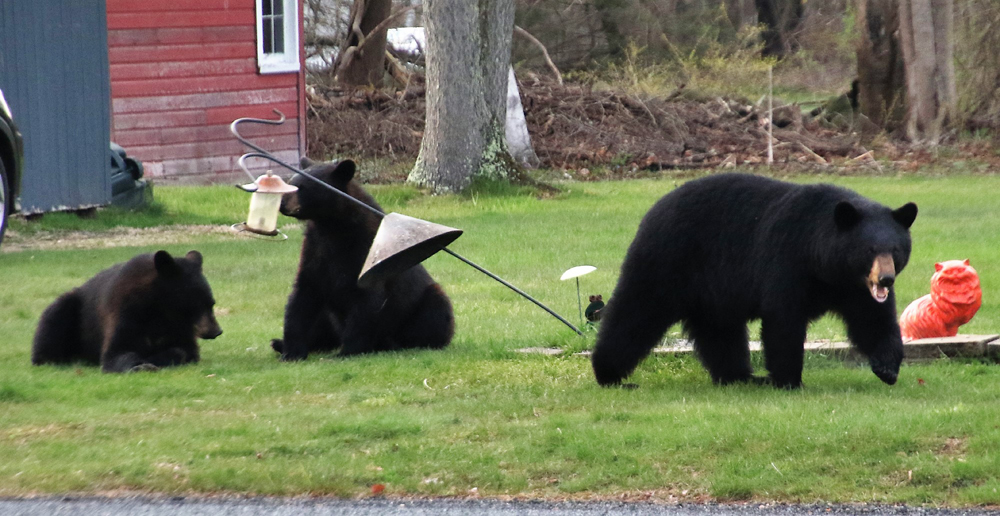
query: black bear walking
270 158 455 360
32 250 222 373
592 173 917 389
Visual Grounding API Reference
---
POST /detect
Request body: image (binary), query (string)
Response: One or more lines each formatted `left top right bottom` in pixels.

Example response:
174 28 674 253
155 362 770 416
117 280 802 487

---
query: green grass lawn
1 172 999 505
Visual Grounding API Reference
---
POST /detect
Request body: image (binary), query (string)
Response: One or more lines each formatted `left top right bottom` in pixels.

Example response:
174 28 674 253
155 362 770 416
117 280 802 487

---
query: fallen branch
384 50 410 89
773 129 858 157
514 25 563 86
336 3 421 79
847 150 883 172
664 83 686 102
621 95 659 127
848 150 875 163
796 142 827 164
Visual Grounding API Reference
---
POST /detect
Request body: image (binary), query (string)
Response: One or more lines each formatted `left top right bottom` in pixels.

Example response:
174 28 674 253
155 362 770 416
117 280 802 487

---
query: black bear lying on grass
270 158 454 360
32 250 222 373
592 173 917 389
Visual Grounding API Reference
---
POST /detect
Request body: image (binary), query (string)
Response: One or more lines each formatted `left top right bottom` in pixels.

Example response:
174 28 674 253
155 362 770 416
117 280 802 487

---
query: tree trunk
336 0 392 87
593 0 627 59
856 0 906 130
755 0 804 57
725 0 755 31
955 0 1000 131
408 0 522 193
898 0 956 142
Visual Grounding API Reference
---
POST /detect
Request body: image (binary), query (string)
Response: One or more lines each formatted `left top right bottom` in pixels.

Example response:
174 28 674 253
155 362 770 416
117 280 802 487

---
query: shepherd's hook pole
231 111 583 336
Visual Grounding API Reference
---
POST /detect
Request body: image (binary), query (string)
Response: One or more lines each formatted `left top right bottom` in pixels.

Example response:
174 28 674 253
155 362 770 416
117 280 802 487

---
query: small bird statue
585 295 605 323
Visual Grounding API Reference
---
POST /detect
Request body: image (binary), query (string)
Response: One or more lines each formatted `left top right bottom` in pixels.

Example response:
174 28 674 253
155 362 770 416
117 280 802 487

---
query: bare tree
303 0 351 74
755 0 804 57
334 0 392 86
856 0 905 129
956 0 1000 130
407 0 523 193
898 0 956 142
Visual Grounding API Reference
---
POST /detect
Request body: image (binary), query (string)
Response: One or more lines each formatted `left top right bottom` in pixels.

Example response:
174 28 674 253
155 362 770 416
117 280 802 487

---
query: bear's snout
867 254 896 303
279 191 301 218
196 314 223 340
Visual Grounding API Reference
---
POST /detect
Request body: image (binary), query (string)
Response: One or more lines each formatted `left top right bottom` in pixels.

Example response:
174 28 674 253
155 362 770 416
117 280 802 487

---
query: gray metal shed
0 0 111 214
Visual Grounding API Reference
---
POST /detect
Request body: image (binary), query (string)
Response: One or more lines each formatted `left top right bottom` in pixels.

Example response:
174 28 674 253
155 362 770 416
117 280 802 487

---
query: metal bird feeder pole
231 111 582 336
576 277 583 326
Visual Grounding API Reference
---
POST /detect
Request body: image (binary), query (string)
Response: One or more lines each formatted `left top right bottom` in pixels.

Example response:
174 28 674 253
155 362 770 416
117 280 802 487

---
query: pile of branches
306 79 869 175
522 81 867 171
306 82 427 165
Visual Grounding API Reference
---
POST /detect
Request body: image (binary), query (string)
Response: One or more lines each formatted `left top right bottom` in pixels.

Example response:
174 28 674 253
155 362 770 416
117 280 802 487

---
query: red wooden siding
107 0 305 180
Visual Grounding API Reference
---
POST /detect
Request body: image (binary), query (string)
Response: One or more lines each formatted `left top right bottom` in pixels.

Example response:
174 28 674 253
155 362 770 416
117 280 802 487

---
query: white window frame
255 0 300 74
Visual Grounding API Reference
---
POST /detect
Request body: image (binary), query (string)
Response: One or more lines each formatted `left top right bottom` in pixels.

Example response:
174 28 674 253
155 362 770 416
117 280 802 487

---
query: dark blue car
0 88 24 248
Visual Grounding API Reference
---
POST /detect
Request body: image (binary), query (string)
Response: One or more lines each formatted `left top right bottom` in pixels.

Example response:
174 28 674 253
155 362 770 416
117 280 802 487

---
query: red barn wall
107 0 305 182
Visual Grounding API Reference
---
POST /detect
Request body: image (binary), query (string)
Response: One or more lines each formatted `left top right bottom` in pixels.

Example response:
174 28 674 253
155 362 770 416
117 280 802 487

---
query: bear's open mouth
870 283 889 303
867 254 895 303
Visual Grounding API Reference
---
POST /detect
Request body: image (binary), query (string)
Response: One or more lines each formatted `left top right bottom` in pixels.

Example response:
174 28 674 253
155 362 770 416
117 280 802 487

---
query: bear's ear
300 157 315 169
963 258 970 266
185 250 204 269
153 250 181 276
935 262 944 272
892 202 918 229
834 201 861 230
332 159 356 183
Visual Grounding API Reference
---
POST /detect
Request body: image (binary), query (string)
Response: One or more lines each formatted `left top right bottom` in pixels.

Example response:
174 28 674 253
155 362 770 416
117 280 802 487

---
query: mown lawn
1 172 998 505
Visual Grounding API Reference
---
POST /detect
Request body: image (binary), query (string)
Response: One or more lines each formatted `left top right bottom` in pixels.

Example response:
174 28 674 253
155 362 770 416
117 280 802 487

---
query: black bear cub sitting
270 158 454 360
592 173 917 389
32 250 222 373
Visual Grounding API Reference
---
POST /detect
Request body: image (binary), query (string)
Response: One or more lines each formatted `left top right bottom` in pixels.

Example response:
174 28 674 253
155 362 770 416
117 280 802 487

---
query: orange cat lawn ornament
899 259 982 341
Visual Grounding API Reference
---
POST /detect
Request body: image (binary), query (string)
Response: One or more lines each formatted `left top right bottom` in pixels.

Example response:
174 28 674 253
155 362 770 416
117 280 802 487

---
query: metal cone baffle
358 213 463 288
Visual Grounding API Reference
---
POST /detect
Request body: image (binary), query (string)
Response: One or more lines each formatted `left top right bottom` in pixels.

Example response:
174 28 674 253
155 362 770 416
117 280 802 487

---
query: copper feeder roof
242 171 298 193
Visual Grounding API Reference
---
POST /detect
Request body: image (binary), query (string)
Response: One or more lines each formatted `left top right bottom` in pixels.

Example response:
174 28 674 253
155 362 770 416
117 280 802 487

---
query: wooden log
572 335 1000 361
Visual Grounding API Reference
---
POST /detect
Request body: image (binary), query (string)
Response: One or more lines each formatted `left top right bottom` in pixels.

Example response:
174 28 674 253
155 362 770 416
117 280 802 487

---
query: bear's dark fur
32 250 222 373
270 158 454 360
592 173 918 389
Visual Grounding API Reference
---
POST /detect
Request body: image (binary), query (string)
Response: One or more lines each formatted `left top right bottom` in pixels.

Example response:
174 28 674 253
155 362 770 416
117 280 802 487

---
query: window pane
273 16 284 53
272 0 283 16
263 19 274 53
262 0 273 16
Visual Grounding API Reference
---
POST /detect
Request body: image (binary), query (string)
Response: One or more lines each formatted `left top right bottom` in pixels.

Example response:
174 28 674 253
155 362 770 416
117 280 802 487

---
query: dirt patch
1 225 240 253
936 436 968 459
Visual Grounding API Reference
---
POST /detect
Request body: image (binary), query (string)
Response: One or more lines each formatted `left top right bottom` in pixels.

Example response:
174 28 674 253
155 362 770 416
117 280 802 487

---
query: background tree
754 0 804 57
593 0 628 60
898 0 956 142
856 0 905 130
333 0 392 87
407 0 522 193
956 0 1000 131
303 0 350 74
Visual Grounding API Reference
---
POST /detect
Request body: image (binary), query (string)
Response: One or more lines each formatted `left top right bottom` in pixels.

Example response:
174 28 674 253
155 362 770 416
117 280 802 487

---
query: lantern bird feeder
230 111 582 336
236 171 298 236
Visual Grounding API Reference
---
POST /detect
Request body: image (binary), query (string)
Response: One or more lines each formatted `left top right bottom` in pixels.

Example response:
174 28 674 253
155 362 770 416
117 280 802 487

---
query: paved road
1 497 998 516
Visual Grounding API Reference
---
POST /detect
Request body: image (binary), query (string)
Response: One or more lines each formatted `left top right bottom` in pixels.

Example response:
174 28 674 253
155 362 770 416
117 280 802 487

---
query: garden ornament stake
231 111 582 336
560 265 596 327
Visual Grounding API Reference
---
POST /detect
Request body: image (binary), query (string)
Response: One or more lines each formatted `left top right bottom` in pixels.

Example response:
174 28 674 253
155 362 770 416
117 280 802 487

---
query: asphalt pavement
2 497 999 516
